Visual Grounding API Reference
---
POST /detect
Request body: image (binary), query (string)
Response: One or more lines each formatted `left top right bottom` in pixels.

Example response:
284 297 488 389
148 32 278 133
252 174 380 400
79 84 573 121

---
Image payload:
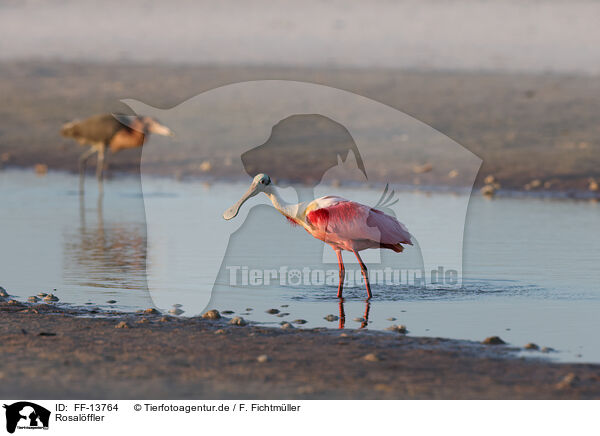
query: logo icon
3 402 50 434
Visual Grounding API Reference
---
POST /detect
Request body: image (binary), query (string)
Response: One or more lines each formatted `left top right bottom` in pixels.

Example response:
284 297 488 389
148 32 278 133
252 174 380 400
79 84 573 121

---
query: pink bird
223 174 412 299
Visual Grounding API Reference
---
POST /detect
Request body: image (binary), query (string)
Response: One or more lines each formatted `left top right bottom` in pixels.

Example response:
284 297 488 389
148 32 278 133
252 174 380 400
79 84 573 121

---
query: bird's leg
338 298 345 329
78 147 97 193
96 145 106 194
361 300 371 329
352 250 372 299
336 250 345 299
102 149 111 178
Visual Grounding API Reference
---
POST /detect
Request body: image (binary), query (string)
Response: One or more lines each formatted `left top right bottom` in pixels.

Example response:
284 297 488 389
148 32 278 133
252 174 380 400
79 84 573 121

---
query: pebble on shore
386 324 408 334
324 314 339 322
363 353 381 362
106 300 117 304
229 316 247 326
221 310 234 314
555 373 579 390
482 336 506 345
257 354 271 363
202 309 221 320
43 294 59 302
168 307 184 316
0 287 9 298
115 321 130 329
266 308 280 314
143 308 160 315
524 342 539 350
280 322 294 329
292 319 307 324
28 296 40 302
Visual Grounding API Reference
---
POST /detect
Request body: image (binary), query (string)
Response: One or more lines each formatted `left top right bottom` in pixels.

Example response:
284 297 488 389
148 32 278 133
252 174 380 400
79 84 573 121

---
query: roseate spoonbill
61 114 173 192
223 174 412 299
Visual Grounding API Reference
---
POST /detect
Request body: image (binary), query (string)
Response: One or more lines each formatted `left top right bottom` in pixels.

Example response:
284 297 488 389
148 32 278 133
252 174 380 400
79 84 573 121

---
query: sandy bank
0 298 598 399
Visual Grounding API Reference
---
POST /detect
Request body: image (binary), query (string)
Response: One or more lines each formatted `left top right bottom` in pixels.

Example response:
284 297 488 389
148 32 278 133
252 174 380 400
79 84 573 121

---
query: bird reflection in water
337 298 371 329
63 196 147 291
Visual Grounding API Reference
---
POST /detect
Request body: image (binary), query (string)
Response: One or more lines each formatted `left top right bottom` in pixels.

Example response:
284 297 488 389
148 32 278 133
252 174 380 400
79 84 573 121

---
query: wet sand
1 298 598 399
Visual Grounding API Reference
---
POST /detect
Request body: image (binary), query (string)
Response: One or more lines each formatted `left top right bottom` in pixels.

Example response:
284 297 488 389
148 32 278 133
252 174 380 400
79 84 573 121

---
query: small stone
281 322 294 329
202 309 221 320
292 319 307 324
363 353 380 362
198 160 212 172
37 292 47 298
43 294 59 302
524 342 539 350
266 308 280 314
257 354 271 363
276 313 289 318
324 314 339 322
541 346 555 353
386 317 396 321
386 324 407 334
280 304 289 308
28 296 40 302
221 310 234 314
136 318 149 324
482 336 506 345
556 373 579 390
143 308 160 314
481 184 497 197
34 163 48 175
245 308 253 311
7 299 19 305
168 307 184 315
353 317 366 323
229 316 247 326
214 329 226 335
484 175 496 184
106 300 117 304
0 287 8 297
159 316 171 322
115 321 130 329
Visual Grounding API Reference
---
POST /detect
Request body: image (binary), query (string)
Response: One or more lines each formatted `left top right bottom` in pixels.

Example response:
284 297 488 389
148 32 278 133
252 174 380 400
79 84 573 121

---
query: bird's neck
265 187 301 220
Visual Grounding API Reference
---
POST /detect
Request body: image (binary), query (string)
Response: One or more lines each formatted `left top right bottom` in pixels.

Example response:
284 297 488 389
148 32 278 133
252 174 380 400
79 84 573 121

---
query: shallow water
1 169 599 363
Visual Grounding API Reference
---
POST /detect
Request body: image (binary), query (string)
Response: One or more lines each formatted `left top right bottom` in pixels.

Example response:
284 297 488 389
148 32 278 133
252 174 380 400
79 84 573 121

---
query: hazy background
1 0 600 190
1 0 599 74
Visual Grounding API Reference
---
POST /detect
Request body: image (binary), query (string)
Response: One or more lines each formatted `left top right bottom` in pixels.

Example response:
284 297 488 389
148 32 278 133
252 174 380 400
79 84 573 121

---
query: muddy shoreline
1 298 598 399
1 61 600 195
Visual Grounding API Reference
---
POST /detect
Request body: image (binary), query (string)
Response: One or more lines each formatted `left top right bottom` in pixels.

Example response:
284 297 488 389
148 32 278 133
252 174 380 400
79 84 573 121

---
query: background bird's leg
96 144 106 193
102 149 111 178
353 250 372 299
78 147 96 193
336 249 345 298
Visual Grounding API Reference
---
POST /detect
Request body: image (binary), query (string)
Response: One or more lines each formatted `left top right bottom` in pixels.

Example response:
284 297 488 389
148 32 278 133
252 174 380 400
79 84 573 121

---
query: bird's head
139 116 174 137
223 173 272 220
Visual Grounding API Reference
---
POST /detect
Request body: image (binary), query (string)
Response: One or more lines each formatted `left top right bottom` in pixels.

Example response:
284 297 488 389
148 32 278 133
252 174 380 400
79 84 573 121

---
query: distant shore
1 61 600 197
1 296 599 399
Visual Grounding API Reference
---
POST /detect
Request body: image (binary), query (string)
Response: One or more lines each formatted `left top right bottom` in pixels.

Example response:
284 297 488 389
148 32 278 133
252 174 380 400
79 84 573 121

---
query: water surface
1 169 599 363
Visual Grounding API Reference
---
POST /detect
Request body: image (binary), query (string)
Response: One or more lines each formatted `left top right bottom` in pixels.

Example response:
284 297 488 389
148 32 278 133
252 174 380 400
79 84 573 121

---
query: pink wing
306 200 412 251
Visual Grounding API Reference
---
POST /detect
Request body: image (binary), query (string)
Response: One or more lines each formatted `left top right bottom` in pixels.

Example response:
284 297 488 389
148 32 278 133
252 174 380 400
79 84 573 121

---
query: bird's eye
260 180 265 184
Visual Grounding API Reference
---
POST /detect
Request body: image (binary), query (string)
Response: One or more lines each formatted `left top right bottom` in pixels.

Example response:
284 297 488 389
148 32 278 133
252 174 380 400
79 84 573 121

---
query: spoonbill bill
223 174 412 299
61 114 173 192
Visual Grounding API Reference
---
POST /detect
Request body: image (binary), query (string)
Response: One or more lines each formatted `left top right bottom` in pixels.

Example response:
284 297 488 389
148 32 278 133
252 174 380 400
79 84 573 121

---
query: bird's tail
373 183 398 210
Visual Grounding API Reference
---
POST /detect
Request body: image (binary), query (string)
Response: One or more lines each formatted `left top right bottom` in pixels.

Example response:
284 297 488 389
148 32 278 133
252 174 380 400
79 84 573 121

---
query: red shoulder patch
306 208 329 227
